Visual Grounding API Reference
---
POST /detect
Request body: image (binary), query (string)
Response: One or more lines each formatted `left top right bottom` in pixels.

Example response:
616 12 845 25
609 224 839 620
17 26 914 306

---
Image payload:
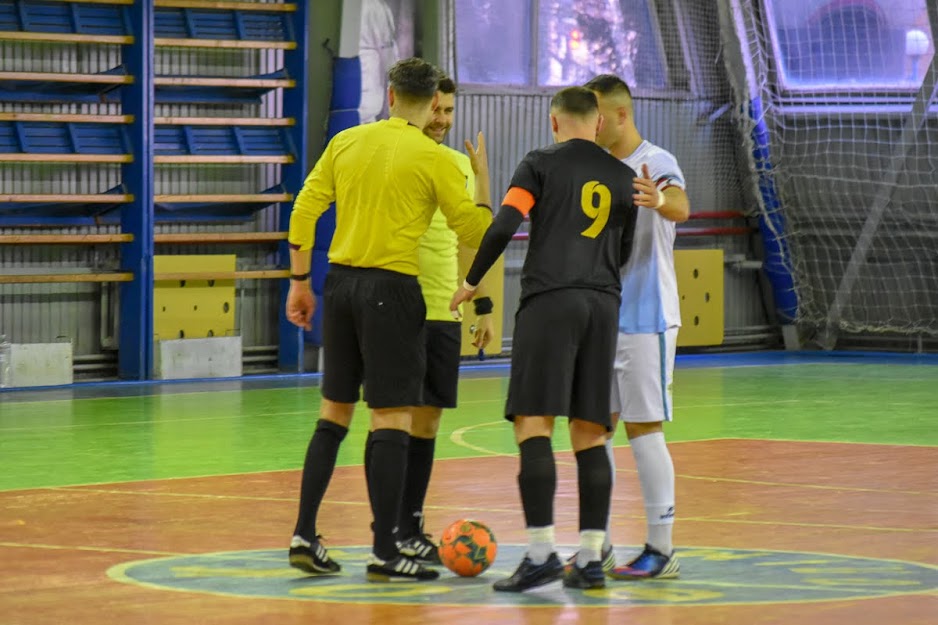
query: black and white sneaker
366 553 440 582
288 535 341 574
397 533 442 565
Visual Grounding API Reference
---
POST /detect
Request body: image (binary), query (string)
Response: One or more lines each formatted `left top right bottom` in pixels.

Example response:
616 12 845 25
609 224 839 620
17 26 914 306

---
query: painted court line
450 425 937 496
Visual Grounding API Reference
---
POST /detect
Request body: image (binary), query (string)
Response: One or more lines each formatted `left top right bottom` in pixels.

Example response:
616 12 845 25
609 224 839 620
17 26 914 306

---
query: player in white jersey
583 74 690 580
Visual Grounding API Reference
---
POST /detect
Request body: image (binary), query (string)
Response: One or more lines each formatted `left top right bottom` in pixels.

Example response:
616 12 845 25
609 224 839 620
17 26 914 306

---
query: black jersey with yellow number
511 138 638 302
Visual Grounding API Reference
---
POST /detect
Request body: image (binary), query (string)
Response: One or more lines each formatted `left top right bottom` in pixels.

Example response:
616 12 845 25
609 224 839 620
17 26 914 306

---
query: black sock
292 419 348 540
364 430 375 517
518 436 556 528
368 428 410 560
575 444 612 531
398 435 436 538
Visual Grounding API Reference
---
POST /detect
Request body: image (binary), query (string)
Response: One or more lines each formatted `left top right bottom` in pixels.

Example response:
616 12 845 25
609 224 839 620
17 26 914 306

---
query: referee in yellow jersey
392 75 498 564
284 58 492 583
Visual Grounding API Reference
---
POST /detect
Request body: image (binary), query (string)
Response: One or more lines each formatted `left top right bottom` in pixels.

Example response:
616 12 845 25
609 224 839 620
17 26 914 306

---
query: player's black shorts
505 288 619 429
421 320 462 409
321 264 426 409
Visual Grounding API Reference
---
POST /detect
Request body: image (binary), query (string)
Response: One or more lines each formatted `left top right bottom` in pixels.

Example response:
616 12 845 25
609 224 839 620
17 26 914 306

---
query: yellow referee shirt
418 146 472 322
288 117 491 276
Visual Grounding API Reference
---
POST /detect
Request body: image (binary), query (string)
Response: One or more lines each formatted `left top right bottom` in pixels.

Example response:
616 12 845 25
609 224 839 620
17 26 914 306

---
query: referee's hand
286 282 316 331
449 284 474 320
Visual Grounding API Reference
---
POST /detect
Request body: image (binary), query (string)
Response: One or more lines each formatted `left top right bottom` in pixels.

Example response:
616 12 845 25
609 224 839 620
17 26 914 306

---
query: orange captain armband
502 186 535 217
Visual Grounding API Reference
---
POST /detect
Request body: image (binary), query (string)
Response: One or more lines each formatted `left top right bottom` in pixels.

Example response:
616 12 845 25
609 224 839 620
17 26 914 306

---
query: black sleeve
506 152 541 200
465 207 525 287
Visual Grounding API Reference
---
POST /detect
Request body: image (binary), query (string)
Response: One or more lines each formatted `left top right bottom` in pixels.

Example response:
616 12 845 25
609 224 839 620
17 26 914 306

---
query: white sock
630 431 675 555
526 525 555 565
576 530 605 567
290 535 311 548
603 437 616 551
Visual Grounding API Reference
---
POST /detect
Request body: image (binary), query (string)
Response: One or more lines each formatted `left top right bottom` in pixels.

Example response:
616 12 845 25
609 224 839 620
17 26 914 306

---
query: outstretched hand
633 163 663 209
465 131 488 177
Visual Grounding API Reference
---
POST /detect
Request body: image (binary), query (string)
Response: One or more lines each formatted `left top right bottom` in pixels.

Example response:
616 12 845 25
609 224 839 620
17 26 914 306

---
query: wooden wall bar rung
0 234 132 245
0 273 134 284
154 269 289 281
154 232 287 243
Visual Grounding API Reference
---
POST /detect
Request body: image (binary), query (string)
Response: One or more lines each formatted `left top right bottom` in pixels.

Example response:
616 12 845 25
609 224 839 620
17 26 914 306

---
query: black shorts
505 288 619 429
321 264 427 409
422 320 461 408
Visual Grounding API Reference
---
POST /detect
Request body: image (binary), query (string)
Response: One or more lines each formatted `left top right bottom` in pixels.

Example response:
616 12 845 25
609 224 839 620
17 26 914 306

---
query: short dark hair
583 74 633 100
550 86 599 117
437 75 457 95
388 57 442 102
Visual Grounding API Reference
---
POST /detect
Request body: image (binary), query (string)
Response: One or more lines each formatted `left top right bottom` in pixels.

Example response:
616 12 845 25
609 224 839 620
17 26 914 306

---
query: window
764 0 934 89
455 0 533 85
454 0 668 89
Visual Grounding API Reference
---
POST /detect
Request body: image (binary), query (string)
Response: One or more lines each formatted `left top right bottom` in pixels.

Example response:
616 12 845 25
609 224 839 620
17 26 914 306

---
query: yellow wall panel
674 249 724 347
153 255 236 340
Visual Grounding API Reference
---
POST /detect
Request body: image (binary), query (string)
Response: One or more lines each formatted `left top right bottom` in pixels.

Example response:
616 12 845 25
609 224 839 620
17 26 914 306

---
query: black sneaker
492 553 564 592
288 536 341 574
397 533 442 565
563 560 606 589
563 544 616 574
366 554 440 582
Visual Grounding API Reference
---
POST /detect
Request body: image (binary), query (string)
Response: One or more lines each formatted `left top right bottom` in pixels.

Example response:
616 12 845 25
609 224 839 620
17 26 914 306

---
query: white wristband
462 279 478 293
655 189 666 209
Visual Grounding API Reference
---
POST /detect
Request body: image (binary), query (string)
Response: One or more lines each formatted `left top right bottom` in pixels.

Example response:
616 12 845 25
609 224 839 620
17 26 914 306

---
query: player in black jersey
451 86 638 592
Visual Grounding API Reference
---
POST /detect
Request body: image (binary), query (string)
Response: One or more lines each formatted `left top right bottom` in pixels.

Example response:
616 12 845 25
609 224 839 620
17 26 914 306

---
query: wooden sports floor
1 352 936 624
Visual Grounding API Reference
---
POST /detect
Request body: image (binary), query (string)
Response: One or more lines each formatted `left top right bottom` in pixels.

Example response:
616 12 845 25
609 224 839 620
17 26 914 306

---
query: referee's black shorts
505 288 619 429
421 320 462 409
321 264 426 409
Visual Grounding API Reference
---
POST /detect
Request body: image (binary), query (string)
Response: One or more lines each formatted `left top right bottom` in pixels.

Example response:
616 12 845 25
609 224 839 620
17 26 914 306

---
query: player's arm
450 187 532 314
658 186 690 222
633 163 690 223
285 140 337 330
458 243 496 348
434 152 493 249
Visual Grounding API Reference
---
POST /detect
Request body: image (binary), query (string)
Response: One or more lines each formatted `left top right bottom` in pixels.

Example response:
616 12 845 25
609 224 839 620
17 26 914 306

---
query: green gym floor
1 352 936 624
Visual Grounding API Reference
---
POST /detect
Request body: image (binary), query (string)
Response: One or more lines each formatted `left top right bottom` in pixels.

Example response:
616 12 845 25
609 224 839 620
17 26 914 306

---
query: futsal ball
438 519 498 577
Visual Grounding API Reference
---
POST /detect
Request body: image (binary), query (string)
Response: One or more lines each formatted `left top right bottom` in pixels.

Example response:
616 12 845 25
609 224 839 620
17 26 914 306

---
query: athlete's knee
321 399 355 428
410 406 442 439
370 407 412 432
570 419 609 453
625 420 664 440
513 415 554 444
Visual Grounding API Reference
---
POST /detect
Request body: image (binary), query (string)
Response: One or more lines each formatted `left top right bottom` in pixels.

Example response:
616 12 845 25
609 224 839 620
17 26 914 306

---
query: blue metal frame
118 0 154 380
749 96 798 324
278 0 310 372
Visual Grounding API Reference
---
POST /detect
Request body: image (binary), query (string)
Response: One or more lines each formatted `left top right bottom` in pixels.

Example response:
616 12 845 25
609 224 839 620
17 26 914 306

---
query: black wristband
473 296 494 316
290 272 310 281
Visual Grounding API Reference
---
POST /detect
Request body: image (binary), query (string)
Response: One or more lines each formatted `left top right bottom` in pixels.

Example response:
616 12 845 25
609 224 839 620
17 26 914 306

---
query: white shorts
610 328 678 423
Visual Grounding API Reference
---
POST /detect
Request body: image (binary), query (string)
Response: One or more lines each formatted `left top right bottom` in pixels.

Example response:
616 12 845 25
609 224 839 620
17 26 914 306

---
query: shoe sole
493 569 564 593
366 571 440 583
607 565 680 581
563 579 606 589
289 554 340 575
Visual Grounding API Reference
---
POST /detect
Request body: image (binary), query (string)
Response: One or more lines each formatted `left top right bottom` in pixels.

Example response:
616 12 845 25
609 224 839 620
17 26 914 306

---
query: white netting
730 0 938 339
